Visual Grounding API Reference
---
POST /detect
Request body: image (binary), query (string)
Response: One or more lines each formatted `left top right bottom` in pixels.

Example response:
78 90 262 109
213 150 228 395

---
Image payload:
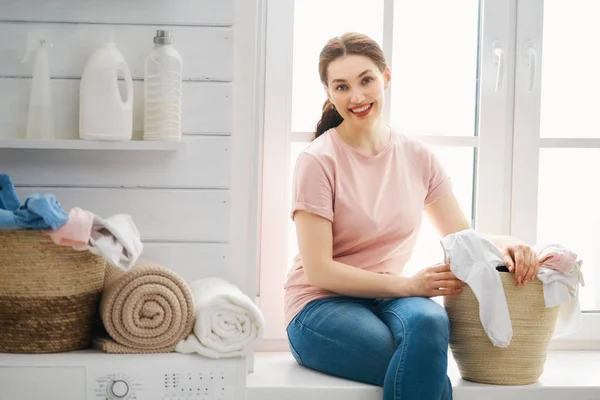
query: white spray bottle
21 37 55 140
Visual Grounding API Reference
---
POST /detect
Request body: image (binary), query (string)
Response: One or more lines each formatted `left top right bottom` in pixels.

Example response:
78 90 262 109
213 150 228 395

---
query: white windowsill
247 350 600 400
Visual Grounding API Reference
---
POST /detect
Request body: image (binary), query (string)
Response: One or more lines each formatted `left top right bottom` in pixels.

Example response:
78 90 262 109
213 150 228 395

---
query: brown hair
313 32 387 140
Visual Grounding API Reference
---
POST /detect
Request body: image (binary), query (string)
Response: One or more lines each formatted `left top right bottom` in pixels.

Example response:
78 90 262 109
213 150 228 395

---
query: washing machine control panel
93 374 141 399
87 358 243 400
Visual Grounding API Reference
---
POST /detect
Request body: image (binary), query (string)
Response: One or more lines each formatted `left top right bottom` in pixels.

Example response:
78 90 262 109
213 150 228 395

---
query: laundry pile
0 173 264 358
441 229 585 347
0 173 142 270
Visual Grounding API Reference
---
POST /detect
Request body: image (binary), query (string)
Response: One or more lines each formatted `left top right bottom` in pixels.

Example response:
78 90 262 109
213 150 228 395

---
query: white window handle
524 41 537 92
492 41 505 92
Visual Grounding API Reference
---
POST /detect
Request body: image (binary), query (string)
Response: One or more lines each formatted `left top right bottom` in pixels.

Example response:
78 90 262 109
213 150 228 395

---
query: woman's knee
286 299 397 386
407 302 450 345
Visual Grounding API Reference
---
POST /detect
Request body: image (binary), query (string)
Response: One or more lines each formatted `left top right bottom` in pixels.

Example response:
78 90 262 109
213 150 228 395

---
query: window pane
404 147 475 277
287 143 475 276
540 1 600 138
390 1 480 136
537 149 599 311
291 0 384 133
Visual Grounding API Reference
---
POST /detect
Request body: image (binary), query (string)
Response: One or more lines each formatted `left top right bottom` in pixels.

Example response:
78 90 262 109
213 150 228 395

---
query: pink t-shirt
283 127 453 327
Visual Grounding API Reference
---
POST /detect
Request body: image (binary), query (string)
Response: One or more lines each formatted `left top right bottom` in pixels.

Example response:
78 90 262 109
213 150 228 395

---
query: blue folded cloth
0 174 21 211
0 209 19 229
0 174 69 231
17 195 69 230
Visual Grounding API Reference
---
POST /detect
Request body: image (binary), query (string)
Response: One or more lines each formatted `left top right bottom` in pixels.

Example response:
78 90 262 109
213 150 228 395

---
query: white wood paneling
0 136 230 188
0 79 232 139
141 242 229 283
0 138 185 151
15 187 230 242
0 0 248 325
0 0 233 26
0 23 232 81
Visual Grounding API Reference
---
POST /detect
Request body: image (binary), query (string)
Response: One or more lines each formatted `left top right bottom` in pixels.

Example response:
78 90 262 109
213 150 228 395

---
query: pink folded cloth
47 207 94 247
536 244 578 274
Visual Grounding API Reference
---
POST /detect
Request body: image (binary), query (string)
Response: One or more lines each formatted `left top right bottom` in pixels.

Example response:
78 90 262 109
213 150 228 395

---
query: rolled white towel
175 277 265 358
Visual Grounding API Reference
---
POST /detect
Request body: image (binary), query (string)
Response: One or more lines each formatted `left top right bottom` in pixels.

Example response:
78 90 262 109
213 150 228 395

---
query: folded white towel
76 213 143 271
175 277 265 359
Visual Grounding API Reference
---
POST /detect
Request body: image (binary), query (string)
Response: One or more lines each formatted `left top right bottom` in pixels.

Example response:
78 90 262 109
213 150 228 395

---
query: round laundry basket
444 271 560 385
0 230 106 353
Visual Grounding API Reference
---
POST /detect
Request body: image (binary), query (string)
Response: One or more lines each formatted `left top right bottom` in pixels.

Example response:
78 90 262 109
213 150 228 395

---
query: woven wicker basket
0 230 106 353
443 271 559 385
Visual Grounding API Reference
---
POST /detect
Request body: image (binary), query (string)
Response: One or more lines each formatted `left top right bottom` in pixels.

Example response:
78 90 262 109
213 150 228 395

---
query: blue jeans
286 296 453 400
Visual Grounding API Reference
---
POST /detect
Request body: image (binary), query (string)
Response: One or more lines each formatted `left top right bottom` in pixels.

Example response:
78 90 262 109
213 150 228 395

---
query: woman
283 32 539 400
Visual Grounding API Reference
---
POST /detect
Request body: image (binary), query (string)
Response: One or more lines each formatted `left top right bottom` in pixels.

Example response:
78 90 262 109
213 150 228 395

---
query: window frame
257 0 599 350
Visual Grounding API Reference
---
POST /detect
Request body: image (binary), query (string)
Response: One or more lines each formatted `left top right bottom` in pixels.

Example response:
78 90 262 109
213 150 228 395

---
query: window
511 0 600 321
259 0 599 347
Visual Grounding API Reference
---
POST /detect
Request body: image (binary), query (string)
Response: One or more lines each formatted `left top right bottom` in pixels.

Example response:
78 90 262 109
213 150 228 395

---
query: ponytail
313 99 343 141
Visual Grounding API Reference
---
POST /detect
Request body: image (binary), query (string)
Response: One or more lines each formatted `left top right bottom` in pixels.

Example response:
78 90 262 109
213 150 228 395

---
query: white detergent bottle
79 42 133 141
143 30 183 141
21 38 55 140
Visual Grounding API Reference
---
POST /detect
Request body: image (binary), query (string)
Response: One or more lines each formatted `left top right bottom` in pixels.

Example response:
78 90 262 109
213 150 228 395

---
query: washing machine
0 349 247 400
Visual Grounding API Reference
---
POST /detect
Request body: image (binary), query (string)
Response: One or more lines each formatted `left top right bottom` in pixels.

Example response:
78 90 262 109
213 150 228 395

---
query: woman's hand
408 263 464 297
502 244 540 286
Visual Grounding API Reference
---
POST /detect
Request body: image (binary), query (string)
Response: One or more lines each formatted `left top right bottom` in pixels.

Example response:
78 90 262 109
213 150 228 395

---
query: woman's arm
424 191 471 237
425 193 527 247
294 210 463 298
425 191 538 285
295 210 412 297
424 191 528 247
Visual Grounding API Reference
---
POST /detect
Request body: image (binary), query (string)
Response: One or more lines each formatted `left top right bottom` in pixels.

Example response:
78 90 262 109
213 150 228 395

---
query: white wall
0 0 260 295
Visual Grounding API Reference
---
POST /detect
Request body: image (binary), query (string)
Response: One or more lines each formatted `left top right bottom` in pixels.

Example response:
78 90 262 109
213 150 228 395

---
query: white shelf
0 139 185 151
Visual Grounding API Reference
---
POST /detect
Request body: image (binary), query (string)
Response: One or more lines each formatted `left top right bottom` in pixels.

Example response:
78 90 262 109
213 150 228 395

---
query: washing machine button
109 379 130 399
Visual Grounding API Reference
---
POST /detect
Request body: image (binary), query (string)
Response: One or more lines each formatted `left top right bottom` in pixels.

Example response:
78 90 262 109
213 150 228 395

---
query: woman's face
326 54 390 129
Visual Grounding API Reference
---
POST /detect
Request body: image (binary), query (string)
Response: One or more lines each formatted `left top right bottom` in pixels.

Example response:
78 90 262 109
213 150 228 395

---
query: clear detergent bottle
143 30 183 141
21 38 54 140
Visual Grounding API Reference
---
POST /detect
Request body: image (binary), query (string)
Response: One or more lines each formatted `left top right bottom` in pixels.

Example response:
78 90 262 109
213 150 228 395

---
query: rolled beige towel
94 258 195 354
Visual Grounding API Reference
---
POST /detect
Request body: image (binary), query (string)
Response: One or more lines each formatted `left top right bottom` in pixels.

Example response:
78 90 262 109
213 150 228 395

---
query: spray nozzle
21 38 53 64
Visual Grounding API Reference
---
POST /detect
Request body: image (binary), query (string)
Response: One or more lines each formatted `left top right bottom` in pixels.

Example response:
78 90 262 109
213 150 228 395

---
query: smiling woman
279 32 468 400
